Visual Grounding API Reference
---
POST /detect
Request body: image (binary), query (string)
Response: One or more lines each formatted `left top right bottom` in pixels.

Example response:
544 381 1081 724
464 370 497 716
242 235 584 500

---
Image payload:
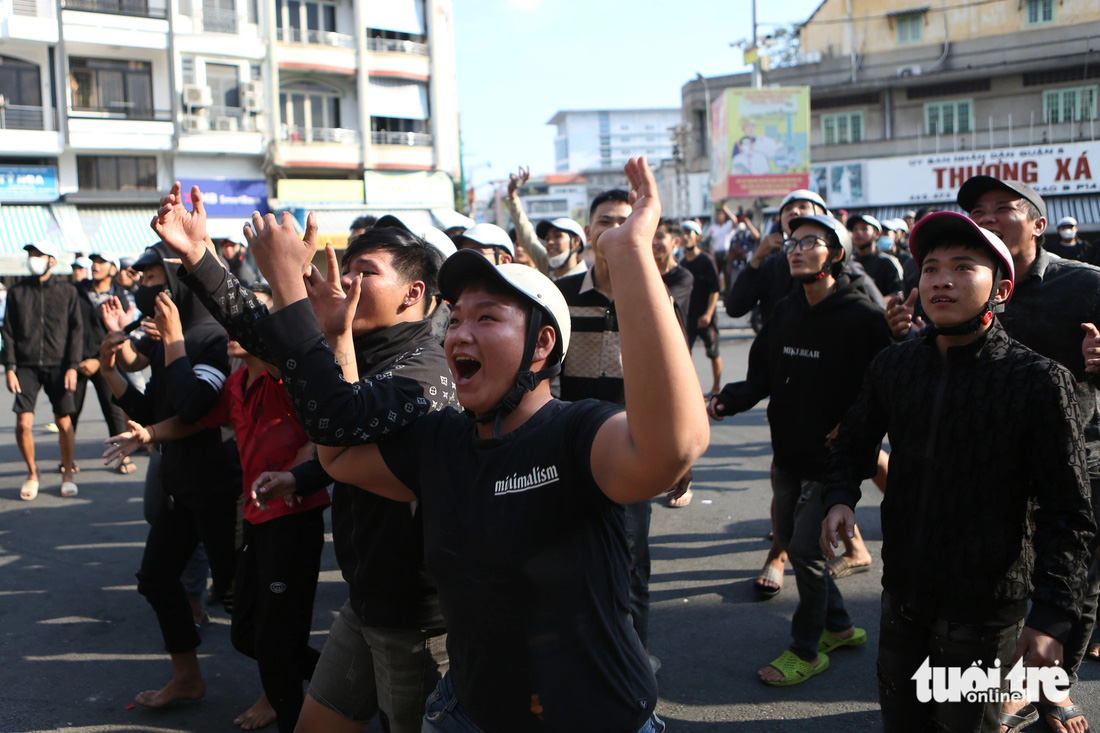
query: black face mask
134 284 166 318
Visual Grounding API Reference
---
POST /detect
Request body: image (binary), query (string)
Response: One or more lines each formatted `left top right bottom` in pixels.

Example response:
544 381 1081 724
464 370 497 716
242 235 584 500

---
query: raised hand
595 157 662 259
304 245 362 339
100 295 129 332
103 420 150 469
885 288 924 340
244 211 318 310
153 292 183 344
1082 323 1100 373
99 330 128 369
151 182 209 270
507 166 530 199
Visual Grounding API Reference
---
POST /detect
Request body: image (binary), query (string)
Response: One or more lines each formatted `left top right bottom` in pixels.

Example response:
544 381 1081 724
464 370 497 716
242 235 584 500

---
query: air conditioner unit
239 81 262 96
242 91 263 111
214 116 239 132
181 113 209 133
897 65 922 78
182 83 212 106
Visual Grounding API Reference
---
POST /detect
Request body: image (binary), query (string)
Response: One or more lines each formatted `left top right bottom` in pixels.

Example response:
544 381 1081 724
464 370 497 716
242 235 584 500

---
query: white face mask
27 256 48 276
548 248 575 270
1060 228 1076 241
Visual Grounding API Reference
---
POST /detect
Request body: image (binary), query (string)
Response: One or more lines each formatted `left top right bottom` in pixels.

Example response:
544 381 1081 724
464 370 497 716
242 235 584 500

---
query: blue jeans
421 674 665 733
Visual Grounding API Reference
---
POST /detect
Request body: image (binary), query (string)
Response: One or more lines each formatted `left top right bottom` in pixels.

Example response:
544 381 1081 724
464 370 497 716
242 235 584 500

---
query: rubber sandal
60 481 78 498
818 627 867 654
669 488 693 508
825 556 871 579
761 650 829 687
1040 702 1088 730
58 463 80 474
20 478 39 501
753 563 783 599
999 703 1038 732
116 457 137 475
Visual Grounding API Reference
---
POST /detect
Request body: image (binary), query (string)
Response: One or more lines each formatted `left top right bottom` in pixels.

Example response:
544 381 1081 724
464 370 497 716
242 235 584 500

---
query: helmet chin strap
475 308 561 439
927 265 1004 338
794 249 839 284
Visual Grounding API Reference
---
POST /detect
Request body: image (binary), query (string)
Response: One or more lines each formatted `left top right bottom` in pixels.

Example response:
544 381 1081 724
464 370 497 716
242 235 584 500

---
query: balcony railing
0 104 54 131
202 6 237 33
62 0 167 18
275 27 354 48
370 130 432 147
367 37 428 56
70 104 173 121
281 125 359 144
13 0 52 16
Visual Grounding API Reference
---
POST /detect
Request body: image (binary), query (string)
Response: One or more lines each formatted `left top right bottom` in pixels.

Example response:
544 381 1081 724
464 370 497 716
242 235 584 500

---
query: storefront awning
72 206 160 259
0 205 71 276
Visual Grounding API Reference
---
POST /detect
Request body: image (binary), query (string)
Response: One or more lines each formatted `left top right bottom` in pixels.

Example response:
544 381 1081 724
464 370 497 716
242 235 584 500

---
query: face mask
27 256 48 276
1060 229 1076 241
134 284 166 318
875 235 894 252
547 248 575 270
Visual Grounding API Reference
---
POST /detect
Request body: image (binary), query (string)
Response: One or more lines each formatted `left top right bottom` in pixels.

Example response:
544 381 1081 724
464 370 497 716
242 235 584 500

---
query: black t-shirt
378 399 657 733
661 264 694 338
681 252 720 324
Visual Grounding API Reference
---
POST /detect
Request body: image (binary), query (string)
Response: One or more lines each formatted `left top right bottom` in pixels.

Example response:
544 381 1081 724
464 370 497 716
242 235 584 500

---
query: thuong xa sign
810 141 1100 208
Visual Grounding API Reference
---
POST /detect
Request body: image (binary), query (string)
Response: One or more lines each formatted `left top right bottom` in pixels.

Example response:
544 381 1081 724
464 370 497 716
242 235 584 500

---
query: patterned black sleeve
1024 363 1096 641
176 251 275 364
254 299 435 446
822 351 891 511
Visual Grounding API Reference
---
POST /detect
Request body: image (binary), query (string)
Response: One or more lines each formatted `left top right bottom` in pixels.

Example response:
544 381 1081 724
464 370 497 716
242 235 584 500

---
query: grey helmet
779 189 828 215
786 214 853 282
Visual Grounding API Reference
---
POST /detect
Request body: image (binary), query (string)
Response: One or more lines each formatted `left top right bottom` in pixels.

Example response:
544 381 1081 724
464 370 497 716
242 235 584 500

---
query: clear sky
452 0 825 195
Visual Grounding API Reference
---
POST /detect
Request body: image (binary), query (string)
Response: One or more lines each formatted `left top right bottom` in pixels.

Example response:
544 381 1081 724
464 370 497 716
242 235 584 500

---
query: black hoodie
716 273 891 479
115 243 236 498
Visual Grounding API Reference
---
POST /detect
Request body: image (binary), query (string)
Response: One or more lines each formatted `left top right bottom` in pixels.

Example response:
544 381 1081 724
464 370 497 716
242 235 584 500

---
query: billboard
710 87 810 201
809 141 1100 208
0 165 58 203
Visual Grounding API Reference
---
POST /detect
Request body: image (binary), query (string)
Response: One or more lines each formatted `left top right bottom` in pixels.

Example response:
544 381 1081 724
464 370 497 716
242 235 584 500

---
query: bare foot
134 676 205 709
758 654 820 683
1087 641 1100 661
1044 697 1089 733
234 694 276 730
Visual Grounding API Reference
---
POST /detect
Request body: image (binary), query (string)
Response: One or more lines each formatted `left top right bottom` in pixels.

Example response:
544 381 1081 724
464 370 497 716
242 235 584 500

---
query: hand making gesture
244 211 319 311
595 156 662 261
152 182 210 270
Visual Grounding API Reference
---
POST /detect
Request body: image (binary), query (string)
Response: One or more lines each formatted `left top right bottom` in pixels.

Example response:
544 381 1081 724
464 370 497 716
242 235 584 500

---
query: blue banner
0 166 59 203
180 179 268 217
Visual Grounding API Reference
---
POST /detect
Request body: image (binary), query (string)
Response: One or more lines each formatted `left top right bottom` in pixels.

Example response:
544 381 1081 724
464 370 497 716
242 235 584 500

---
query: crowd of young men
9 158 1100 733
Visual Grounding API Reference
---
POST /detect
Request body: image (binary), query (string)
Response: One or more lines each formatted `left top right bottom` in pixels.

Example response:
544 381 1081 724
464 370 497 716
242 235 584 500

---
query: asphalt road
1 312 1097 732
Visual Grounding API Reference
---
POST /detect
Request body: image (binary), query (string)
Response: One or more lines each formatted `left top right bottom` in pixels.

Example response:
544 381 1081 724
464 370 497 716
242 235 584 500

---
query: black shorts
688 319 721 360
11 365 77 416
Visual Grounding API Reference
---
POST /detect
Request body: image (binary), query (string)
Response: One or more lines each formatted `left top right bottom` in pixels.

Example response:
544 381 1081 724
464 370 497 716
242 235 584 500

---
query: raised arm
589 157 709 504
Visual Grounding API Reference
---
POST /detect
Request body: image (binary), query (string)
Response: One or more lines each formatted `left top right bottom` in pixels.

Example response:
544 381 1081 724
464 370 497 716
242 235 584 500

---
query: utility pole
750 0 761 89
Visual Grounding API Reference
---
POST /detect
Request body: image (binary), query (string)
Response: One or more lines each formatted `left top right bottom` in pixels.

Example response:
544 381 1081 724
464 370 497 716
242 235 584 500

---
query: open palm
594 157 662 256
151 181 207 264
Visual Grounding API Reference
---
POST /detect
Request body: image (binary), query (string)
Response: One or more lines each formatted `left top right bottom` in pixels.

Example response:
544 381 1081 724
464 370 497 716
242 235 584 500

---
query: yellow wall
802 0 1100 59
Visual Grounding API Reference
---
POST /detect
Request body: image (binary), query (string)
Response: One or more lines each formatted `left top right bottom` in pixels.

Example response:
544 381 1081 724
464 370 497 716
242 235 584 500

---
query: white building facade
549 108 681 174
0 0 461 272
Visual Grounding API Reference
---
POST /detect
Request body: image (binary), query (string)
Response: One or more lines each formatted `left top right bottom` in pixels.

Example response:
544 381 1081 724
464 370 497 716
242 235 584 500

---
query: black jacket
115 244 235 499
0 276 83 370
854 250 903 298
822 322 1095 639
716 274 891 479
726 250 886 323
74 280 126 361
180 251 455 629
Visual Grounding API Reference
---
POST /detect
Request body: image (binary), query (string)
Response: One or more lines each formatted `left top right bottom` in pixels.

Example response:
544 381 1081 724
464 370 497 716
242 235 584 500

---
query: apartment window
925 99 972 135
277 0 335 33
206 63 239 107
1044 86 1098 123
70 58 153 118
203 0 237 34
77 155 157 191
181 56 196 85
0 55 43 107
370 116 427 133
280 81 340 129
1026 0 1053 25
821 112 864 145
896 14 922 44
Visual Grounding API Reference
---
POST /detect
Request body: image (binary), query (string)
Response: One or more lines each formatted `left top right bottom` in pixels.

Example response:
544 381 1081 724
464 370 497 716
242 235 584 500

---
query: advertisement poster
711 87 810 201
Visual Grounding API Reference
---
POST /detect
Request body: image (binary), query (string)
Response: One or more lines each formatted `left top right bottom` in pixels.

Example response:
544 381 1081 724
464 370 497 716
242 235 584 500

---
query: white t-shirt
706 219 735 254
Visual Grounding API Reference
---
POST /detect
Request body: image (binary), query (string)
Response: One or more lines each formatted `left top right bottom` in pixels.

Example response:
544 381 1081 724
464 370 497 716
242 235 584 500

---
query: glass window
69 58 154 118
77 155 157 191
1026 0 1053 25
821 112 864 145
924 99 972 135
1044 86 1098 123
896 14 922 44
206 63 240 107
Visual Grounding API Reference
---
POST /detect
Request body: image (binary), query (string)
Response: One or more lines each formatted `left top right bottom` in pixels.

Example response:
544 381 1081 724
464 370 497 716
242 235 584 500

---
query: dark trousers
624 499 652 648
136 487 238 654
231 507 326 733
1060 475 1100 685
71 369 128 436
773 465 852 661
878 591 1021 733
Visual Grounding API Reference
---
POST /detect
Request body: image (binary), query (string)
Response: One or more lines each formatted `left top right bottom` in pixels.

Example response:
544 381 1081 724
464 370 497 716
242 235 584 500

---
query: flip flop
825 556 871 579
669 488 693 508
58 463 80 474
819 627 867 654
761 650 830 687
999 703 1038 732
753 563 783 599
1040 702 1088 731
20 478 39 501
60 481 79 498
116 457 137 475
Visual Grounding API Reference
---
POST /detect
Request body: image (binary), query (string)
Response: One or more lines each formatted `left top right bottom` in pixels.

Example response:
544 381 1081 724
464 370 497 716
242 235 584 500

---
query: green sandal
761 650 830 687
819 627 867 654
